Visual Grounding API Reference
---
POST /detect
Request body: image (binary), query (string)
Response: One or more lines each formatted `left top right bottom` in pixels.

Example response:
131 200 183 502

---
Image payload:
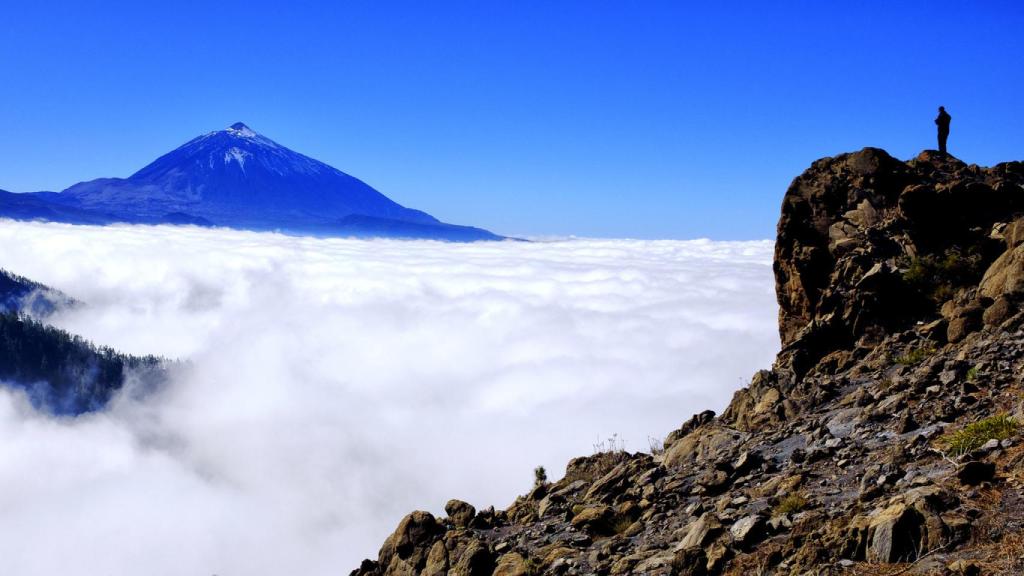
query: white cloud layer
0 220 778 574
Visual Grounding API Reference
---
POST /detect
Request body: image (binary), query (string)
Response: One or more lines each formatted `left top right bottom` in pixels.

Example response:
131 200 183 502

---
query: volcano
0 123 502 241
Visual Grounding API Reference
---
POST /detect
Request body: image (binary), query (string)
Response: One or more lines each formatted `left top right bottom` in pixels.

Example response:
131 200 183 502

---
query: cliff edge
352 150 1024 576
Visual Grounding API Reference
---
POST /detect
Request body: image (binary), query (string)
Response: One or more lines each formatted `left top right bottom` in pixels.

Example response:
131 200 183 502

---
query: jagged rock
853 484 960 564
492 552 529 576
664 423 745 468
664 410 717 448
375 511 444 575
773 148 1024 378
422 541 448 576
897 412 920 433
696 469 731 492
445 499 476 528
729 513 768 548
948 314 982 343
671 547 708 576
633 553 674 575
705 542 731 574
563 451 630 484
537 492 566 519
731 449 763 475
948 559 982 576
981 242 1024 298
957 461 996 485
866 503 924 562
505 497 538 526
351 150 1024 576
584 453 654 503
468 506 497 530
983 295 1016 326
1001 217 1024 249
448 539 493 576
570 505 613 535
676 512 723 550
722 370 790 431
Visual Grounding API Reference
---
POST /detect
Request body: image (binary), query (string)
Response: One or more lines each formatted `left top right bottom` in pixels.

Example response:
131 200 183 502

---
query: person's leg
939 130 947 154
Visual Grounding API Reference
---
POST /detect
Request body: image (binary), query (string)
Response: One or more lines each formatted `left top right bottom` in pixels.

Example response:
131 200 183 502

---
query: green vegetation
895 345 936 366
0 312 163 414
774 494 808 515
966 366 980 382
901 246 985 304
939 414 1020 458
533 466 548 488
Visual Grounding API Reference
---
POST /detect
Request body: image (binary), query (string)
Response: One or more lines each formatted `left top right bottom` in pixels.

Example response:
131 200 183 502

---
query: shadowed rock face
352 149 1024 576
774 148 1024 379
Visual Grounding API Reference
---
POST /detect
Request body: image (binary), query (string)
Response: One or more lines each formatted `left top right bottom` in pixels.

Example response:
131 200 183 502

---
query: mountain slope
0 123 502 241
0 269 164 415
351 150 1024 576
0 268 77 317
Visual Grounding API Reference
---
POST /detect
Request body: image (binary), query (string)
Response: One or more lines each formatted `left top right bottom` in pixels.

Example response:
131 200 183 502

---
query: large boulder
850 485 961 564
980 242 1024 298
376 511 445 575
675 513 723 551
448 539 494 576
445 499 476 528
492 553 530 576
663 424 746 469
776 148 912 353
866 503 924 563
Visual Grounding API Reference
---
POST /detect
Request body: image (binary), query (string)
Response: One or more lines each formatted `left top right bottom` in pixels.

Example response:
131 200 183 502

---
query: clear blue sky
1 1 1021 239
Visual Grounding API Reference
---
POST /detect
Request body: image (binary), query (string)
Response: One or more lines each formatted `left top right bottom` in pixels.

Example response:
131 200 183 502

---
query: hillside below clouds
352 150 1024 576
0 123 501 241
0 269 164 415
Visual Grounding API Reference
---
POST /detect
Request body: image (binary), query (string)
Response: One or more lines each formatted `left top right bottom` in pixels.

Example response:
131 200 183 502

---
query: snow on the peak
223 147 252 171
226 123 258 138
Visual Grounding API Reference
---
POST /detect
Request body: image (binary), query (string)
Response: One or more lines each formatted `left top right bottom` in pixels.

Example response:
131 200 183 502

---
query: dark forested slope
0 269 163 414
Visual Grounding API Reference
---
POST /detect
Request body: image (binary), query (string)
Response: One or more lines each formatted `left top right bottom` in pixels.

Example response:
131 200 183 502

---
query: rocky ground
351 149 1024 575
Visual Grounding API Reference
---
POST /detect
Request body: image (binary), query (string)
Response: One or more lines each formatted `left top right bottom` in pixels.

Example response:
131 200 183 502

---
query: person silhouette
935 106 951 154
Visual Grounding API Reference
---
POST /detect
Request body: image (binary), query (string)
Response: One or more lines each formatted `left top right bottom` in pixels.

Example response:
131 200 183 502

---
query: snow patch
227 123 258 138
223 147 252 171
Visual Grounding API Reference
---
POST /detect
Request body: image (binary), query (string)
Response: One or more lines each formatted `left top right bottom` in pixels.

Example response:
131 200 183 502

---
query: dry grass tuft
938 414 1019 458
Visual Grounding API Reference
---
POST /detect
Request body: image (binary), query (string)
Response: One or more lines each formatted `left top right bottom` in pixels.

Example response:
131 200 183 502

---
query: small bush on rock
533 466 548 488
774 494 808 515
901 247 985 304
896 346 935 366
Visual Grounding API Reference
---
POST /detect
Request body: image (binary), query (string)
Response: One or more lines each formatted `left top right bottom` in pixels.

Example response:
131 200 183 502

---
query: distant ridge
0 123 502 241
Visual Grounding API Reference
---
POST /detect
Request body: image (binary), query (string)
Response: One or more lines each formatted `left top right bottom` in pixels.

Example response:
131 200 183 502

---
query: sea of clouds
0 220 778 574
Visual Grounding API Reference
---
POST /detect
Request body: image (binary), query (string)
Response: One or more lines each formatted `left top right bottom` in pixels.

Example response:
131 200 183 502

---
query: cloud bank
0 220 778 574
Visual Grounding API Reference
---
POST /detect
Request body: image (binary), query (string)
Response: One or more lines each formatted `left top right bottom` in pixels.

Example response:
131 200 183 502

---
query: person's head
939 106 945 112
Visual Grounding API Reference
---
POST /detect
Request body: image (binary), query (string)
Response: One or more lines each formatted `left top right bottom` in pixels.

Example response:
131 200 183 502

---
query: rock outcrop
352 150 1024 575
774 148 1024 379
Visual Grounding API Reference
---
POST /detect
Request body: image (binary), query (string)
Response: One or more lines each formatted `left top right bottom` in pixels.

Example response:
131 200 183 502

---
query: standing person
935 106 951 154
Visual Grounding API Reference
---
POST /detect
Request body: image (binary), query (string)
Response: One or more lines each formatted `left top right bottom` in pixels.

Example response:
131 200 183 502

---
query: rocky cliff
351 149 1024 576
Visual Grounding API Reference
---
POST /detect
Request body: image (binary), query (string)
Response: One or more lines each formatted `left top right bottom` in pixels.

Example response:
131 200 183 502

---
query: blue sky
1 1 1021 239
